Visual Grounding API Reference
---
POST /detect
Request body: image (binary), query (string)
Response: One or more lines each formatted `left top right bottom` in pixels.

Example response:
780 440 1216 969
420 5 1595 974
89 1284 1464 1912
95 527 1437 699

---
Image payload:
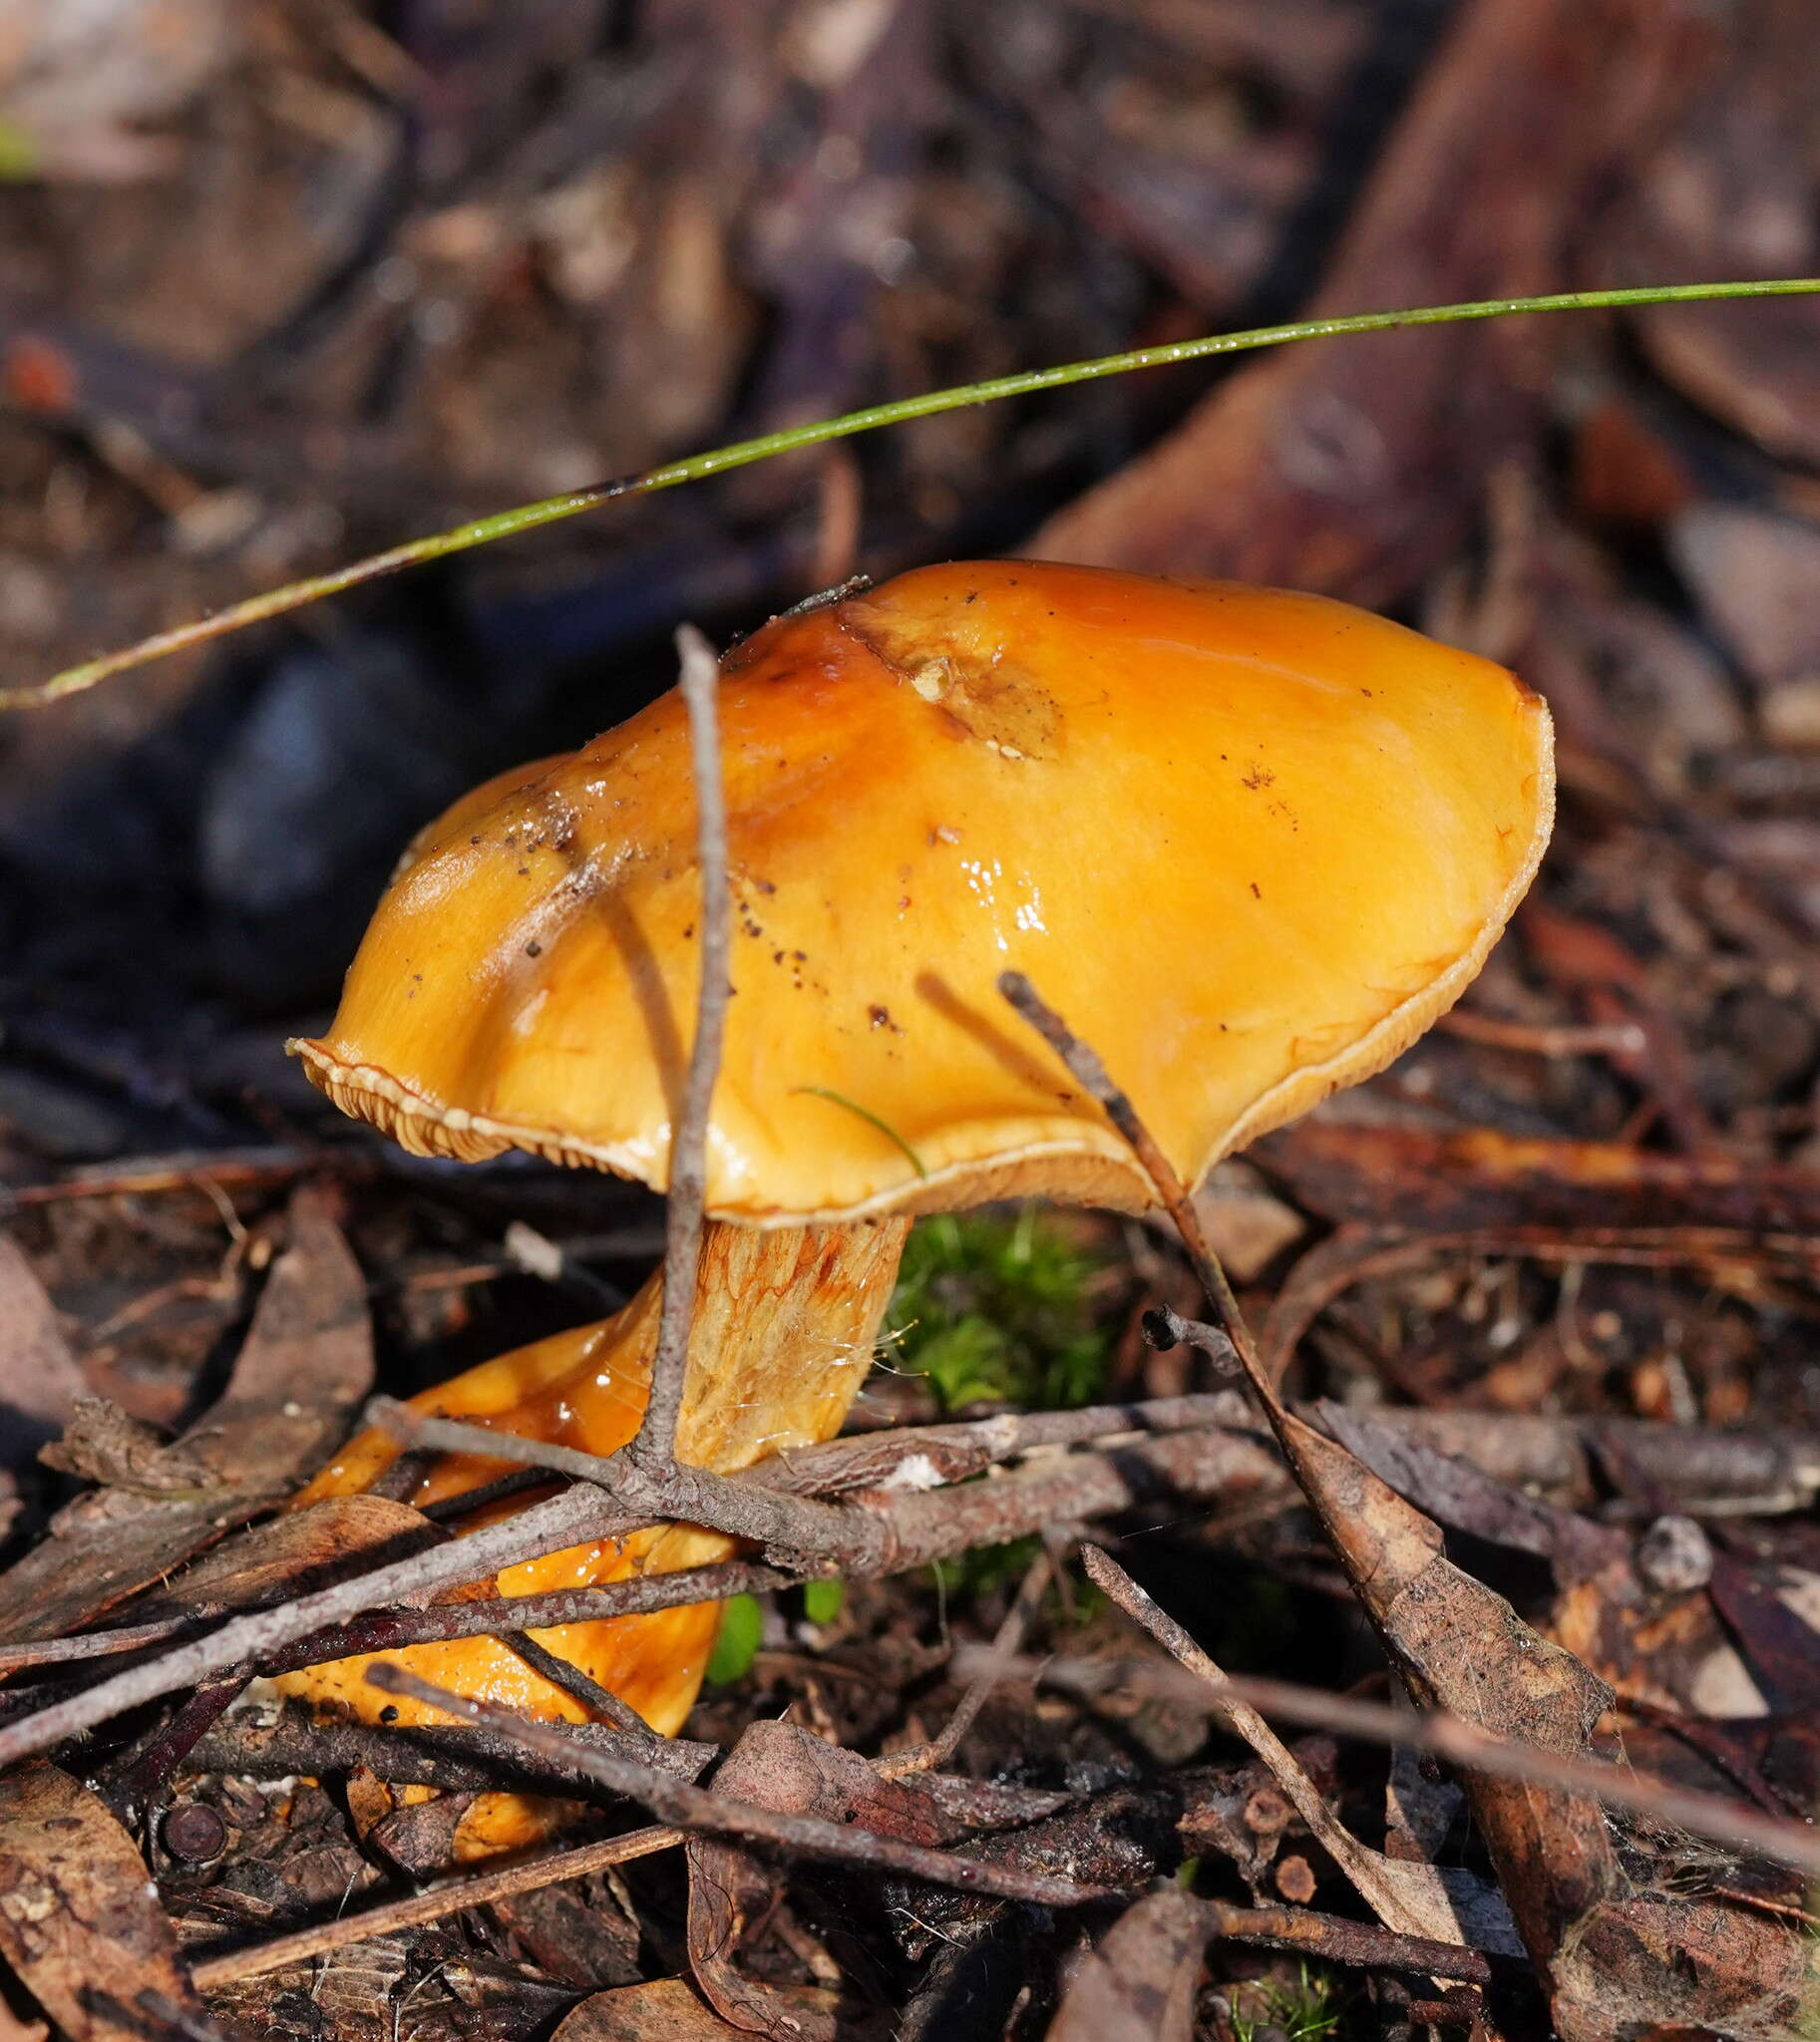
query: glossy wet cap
292 561 1554 1219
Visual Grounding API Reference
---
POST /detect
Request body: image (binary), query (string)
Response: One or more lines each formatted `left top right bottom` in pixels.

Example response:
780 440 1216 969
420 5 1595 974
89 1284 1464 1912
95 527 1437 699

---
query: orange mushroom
282 561 1553 1777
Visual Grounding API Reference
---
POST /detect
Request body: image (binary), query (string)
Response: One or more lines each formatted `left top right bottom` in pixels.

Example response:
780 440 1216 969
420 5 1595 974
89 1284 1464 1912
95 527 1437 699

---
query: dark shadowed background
1 0 1817 1231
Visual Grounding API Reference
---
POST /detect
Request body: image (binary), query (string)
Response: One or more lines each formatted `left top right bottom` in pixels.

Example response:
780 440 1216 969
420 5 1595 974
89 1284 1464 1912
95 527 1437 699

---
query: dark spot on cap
526 939 543 957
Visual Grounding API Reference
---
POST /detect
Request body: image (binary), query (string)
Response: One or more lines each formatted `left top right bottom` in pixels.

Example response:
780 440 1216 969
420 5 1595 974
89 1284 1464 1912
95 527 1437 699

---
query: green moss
886 1209 1112 1413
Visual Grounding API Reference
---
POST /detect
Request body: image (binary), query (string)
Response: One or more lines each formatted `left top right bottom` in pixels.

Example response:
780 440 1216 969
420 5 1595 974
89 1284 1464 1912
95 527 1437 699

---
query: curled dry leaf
0 1184 373 1643
1285 1412 1815 2039
1046 1886 1206 2042
0 1761 201 2041
38 1400 215 1493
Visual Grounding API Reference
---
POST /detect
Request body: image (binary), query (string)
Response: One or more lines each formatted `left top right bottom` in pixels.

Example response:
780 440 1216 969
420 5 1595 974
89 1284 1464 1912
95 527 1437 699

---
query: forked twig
0 1484 623 1770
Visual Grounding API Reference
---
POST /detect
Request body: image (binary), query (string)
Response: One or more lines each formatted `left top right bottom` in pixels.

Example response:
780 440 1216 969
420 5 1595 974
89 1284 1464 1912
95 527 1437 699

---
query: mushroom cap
292 561 1553 1221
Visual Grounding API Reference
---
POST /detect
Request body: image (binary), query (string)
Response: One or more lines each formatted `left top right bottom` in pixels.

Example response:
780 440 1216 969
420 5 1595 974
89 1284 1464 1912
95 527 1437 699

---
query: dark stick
490 1629 658 1743
101 1666 247 1819
266 1426 1283 1668
363 1661 1109 1907
633 622 731 1471
0 1422 1285 1758
1142 1307 1240 1377
7 1395 1803 1681
369 1396 896 1566
185 1712 715 1797
374 1390 1245 1499
1201 1900 1516 1986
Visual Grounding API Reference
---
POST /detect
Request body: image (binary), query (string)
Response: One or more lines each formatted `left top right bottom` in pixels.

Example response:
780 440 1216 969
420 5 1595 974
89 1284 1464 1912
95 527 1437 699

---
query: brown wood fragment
1030 0 1702 605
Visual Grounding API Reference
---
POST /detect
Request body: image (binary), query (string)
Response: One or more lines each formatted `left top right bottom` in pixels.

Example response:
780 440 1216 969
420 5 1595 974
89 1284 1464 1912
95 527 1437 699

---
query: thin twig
372 1388 1242 1499
1142 1307 1240 1376
997 972 1274 1413
490 1629 656 1742
0 1617 196 1673
1437 1010 1646 1059
880 1544 1056 1780
187 1825 683 1989
998 1547 1820 1882
363 1661 1109 1907
633 622 730 1471
267 1426 1282 1670
0 1484 627 1771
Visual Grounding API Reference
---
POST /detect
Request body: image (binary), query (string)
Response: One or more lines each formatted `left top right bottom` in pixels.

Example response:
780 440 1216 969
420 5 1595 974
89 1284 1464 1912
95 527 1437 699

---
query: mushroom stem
280 1217 910 1745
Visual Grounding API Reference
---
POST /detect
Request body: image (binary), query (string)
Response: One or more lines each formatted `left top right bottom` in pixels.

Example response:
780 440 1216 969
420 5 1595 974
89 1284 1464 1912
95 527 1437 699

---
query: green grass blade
790 1087 928 1180
9 276 1818 711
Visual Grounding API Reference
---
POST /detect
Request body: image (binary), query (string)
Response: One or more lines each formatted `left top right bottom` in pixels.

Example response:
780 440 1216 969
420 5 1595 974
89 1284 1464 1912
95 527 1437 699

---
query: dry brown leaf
0 1184 372 1642
0 1761 200 2040
131 1494 442 1625
0 1233 86 1476
1045 1887 1206 2042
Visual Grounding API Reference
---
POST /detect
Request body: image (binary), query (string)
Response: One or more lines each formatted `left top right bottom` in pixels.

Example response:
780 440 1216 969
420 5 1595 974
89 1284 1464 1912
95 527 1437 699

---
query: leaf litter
4 3 1820 2039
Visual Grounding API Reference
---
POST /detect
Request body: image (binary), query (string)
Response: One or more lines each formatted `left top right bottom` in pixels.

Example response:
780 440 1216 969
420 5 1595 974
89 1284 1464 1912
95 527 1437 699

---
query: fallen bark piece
0 1762 202 2041
0 1185 373 1642
1030 0 1701 605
